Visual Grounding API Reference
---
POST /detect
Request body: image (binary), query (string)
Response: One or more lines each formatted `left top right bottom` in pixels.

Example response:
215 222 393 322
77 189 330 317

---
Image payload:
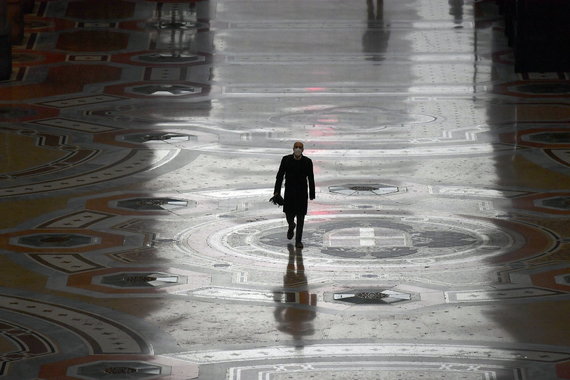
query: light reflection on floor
0 0 569 379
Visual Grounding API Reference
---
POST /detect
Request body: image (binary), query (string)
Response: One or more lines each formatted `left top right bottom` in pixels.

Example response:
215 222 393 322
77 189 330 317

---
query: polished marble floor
1 0 570 379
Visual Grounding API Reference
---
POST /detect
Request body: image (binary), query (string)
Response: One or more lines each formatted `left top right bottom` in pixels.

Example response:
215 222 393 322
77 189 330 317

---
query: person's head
293 141 304 157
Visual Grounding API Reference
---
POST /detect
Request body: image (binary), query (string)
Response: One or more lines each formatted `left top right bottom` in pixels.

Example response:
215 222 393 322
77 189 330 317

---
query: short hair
293 141 304 149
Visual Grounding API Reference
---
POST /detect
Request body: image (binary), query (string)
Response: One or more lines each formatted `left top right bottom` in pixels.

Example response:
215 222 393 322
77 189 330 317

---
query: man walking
274 141 315 248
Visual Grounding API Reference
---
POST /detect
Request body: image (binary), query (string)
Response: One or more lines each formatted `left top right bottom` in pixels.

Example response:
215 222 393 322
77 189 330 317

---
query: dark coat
274 154 315 215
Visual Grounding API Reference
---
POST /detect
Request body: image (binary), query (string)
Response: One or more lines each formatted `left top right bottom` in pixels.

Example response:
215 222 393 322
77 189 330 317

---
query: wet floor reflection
362 0 390 63
152 2 198 62
273 244 317 349
449 0 464 24
479 0 570 376
3 0 570 377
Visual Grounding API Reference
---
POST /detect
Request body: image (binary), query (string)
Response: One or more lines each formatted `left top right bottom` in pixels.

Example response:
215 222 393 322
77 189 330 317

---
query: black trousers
286 212 305 243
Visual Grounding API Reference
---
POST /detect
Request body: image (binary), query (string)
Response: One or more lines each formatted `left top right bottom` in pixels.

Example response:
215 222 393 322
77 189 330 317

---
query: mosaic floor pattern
1 0 569 379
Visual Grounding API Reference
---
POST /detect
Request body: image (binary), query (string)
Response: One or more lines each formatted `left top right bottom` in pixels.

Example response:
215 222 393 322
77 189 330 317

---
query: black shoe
295 241 303 249
287 223 296 240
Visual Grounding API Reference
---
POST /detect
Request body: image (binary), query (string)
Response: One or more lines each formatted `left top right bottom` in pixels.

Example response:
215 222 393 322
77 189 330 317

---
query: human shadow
273 244 317 349
362 0 390 63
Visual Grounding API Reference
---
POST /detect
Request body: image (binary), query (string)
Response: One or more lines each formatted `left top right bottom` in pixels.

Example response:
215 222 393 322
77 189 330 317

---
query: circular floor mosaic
269 106 437 133
179 214 522 270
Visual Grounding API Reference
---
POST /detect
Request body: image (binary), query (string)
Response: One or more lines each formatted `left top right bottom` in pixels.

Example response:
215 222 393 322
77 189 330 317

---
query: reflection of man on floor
274 141 315 248
449 0 464 24
362 0 390 62
274 244 317 347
